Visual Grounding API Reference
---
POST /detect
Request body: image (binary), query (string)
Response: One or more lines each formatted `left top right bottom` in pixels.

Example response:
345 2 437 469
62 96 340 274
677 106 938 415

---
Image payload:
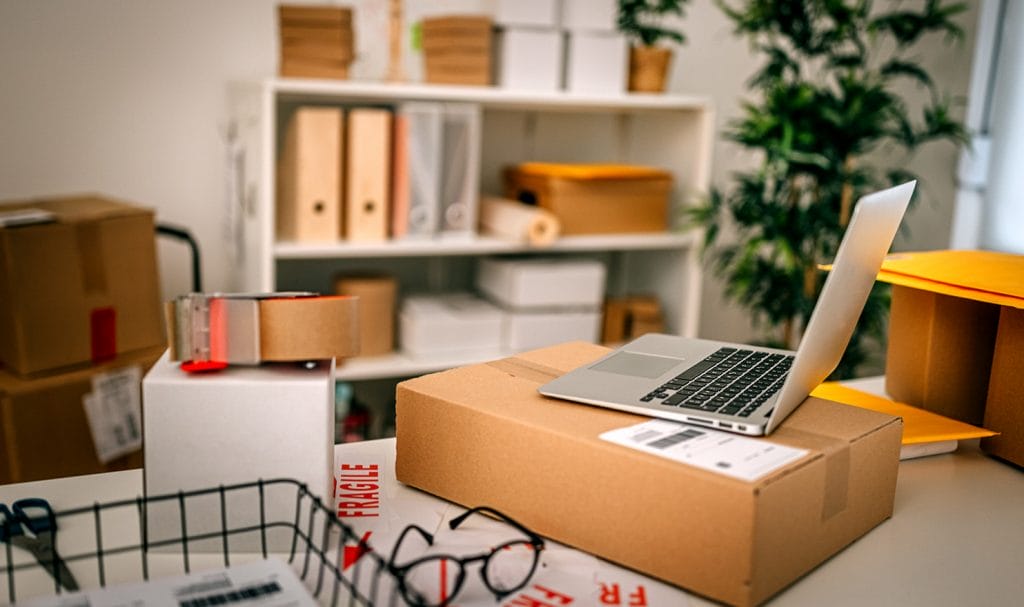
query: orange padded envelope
877 250 1024 309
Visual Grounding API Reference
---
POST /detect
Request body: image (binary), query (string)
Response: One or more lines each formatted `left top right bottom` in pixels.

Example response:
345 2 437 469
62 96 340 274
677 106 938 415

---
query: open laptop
539 181 915 436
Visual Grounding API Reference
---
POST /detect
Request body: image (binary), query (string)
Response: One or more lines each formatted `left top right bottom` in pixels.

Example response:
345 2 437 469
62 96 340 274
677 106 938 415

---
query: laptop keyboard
640 347 794 418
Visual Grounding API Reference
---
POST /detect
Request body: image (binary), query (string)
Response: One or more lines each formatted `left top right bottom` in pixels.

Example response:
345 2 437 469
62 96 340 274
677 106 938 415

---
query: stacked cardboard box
0 194 165 482
421 16 493 85
278 5 354 80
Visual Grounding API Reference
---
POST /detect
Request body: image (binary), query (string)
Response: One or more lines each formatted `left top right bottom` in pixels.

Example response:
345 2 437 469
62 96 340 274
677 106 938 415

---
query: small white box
497 28 564 92
477 258 607 309
400 293 504 357
562 0 618 31
505 310 602 351
495 0 560 28
566 31 628 94
142 352 334 551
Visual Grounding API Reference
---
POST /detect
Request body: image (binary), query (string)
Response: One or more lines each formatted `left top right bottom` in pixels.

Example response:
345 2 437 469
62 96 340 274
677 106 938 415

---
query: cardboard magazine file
0 195 164 376
0 345 164 484
396 342 902 607
879 250 1024 466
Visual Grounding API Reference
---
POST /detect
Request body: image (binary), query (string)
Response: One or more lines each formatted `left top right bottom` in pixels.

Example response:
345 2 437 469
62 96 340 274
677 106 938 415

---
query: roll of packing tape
479 196 560 246
166 293 359 366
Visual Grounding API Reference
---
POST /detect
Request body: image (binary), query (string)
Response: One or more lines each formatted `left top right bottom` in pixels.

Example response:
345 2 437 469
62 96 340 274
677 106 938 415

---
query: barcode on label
631 429 662 443
648 428 704 449
178 581 282 607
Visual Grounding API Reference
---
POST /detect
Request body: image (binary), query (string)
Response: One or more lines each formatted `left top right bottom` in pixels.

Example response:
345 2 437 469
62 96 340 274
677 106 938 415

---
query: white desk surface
2 434 1022 606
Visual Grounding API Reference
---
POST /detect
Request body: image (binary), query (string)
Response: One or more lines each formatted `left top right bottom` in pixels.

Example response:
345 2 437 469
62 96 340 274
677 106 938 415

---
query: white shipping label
601 420 809 482
82 365 143 463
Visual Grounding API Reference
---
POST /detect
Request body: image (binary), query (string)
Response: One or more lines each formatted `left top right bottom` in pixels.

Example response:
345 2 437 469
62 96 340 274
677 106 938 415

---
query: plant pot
628 45 673 93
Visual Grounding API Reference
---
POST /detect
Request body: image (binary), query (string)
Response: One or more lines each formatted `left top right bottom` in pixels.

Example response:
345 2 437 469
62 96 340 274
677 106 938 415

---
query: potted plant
691 0 968 378
618 0 691 93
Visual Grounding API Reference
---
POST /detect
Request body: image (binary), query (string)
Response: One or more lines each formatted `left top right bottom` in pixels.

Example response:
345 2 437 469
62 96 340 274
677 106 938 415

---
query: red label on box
90 307 117 362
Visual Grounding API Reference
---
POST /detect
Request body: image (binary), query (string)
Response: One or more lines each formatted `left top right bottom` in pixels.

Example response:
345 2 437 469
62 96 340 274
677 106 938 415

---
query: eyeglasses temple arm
448 506 544 546
387 523 435 568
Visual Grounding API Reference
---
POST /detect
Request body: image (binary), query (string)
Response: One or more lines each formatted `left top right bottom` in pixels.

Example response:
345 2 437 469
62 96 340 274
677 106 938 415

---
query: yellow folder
810 383 996 445
877 250 1024 309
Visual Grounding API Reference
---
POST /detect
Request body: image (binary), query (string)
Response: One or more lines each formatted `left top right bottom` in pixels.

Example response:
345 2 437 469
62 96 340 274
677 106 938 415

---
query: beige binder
345 108 392 241
276 106 343 242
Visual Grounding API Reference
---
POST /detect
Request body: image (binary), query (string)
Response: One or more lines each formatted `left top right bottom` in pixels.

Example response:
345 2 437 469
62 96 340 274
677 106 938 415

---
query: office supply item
334 274 397 357
810 382 997 459
396 341 902 607
478 196 560 246
540 182 914 436
345 108 392 242
165 292 358 366
277 5 354 80
0 498 78 592
391 103 443 239
0 347 163 484
420 16 493 85
142 353 335 552
276 106 343 242
19 559 316 607
565 31 628 94
876 249 1024 466
504 163 673 235
399 294 503 358
0 195 164 376
496 28 563 92
477 257 606 309
438 104 482 239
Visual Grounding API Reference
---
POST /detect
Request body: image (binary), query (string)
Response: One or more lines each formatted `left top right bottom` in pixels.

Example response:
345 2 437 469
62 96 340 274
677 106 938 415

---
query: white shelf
269 78 711 113
336 349 507 381
274 231 699 259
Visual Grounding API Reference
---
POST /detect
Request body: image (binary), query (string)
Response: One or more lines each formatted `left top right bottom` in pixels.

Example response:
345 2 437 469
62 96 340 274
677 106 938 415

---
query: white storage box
142 352 334 551
562 0 617 31
477 257 607 309
400 293 504 357
496 0 560 28
496 28 564 92
505 310 602 351
566 31 628 94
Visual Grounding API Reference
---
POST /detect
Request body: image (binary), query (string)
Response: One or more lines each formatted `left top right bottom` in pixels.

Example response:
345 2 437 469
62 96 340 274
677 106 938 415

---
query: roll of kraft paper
479 196 560 246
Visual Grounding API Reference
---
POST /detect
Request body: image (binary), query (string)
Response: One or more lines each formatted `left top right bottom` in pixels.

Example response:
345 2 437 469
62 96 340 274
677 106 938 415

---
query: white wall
0 0 978 342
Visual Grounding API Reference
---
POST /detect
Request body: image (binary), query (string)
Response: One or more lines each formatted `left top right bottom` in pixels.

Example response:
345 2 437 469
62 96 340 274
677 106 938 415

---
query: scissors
0 498 79 592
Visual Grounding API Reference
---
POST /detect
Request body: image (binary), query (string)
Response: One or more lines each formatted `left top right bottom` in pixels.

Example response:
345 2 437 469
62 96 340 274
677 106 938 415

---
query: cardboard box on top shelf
504 163 672 235
878 249 1024 466
0 345 165 484
420 16 493 86
0 195 164 377
277 4 354 80
395 342 902 607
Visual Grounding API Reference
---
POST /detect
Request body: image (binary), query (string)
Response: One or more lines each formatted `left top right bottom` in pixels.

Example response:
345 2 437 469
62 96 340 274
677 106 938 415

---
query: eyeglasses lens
485 541 537 594
404 556 462 606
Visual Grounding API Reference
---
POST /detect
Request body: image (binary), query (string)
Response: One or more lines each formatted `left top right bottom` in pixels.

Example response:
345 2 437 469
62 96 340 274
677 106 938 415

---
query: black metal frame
1 478 403 605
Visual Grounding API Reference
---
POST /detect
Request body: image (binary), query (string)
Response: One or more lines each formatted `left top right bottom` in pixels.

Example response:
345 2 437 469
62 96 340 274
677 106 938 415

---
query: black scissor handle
0 503 21 541
4 498 57 537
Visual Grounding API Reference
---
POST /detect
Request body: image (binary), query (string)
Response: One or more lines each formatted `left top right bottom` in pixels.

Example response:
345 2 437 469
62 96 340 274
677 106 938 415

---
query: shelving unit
226 79 714 384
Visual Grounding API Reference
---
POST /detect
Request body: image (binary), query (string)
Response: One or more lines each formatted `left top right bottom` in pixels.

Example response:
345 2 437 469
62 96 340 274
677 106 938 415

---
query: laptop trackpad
589 352 682 379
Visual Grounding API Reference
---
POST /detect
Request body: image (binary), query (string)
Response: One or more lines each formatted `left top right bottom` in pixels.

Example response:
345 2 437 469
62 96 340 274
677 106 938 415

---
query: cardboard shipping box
0 345 164 484
0 195 164 376
879 250 1024 466
396 342 902 607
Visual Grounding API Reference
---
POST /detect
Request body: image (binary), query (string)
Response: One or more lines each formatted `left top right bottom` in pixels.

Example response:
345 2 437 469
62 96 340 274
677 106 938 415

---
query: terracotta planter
628 45 673 93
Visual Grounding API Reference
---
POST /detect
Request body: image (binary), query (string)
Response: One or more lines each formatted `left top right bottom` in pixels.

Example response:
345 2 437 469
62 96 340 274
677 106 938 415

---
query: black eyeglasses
386 506 545 607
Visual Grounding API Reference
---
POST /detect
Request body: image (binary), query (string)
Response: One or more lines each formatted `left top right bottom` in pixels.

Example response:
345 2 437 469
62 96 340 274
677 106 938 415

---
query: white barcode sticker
600 420 809 482
82 366 143 463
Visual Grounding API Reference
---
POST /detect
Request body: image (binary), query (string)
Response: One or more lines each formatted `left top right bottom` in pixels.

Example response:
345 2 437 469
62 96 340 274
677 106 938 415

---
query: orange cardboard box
0 195 164 376
0 345 164 484
504 163 672 235
395 342 902 606
879 250 1024 466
